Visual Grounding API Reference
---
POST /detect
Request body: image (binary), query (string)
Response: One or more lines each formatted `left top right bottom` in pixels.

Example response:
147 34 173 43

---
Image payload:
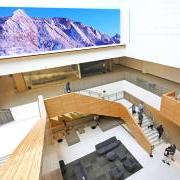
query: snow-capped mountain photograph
0 7 120 58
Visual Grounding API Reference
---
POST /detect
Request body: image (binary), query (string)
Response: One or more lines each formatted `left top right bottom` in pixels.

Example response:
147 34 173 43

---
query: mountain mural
0 9 120 57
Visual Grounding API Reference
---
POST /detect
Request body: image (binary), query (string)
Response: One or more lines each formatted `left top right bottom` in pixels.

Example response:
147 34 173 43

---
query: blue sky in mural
0 7 120 36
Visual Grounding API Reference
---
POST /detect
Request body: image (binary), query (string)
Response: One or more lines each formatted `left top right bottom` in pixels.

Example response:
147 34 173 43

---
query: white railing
77 89 124 102
77 89 103 98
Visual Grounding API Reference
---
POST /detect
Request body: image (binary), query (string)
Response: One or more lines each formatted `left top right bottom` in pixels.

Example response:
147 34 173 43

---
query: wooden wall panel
0 96 47 180
45 93 153 154
12 73 27 92
161 92 180 127
116 57 180 83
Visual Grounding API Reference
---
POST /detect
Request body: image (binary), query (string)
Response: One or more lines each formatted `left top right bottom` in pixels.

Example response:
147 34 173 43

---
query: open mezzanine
0 80 180 180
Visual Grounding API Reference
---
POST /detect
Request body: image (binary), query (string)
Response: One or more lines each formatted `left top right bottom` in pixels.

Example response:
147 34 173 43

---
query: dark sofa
123 158 136 172
95 136 120 155
109 165 124 180
73 160 88 180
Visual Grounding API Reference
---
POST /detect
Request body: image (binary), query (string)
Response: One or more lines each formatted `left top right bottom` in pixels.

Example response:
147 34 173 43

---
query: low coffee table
106 151 117 161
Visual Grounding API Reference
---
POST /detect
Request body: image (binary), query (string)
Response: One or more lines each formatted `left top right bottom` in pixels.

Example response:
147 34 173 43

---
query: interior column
77 64 82 79
12 73 28 92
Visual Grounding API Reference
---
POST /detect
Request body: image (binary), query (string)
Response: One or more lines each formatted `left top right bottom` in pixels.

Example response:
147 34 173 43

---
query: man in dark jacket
169 144 176 161
64 81 71 93
162 146 171 165
138 113 143 127
132 104 136 114
138 102 144 114
156 125 164 139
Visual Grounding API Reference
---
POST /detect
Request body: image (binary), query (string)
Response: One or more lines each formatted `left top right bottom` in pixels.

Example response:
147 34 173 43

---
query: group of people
132 102 144 127
132 102 164 139
131 101 177 166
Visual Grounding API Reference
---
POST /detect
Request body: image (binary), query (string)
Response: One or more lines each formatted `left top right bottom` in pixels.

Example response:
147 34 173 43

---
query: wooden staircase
50 112 90 141
45 93 153 155
128 107 164 147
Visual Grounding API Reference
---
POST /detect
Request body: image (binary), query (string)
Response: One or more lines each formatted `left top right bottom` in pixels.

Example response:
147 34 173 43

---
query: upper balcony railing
124 75 171 96
75 75 171 97
77 89 124 102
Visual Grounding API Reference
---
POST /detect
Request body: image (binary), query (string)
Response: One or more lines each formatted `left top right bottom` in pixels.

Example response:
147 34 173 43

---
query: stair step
142 115 150 119
150 137 160 144
117 98 166 148
141 119 150 123
142 121 152 127
142 129 152 135
153 139 165 147
148 133 159 141
142 126 152 132
145 130 158 136
133 115 150 121
148 135 159 142
145 129 158 136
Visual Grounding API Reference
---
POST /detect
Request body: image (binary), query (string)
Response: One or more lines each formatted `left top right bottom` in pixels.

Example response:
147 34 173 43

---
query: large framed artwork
0 7 121 59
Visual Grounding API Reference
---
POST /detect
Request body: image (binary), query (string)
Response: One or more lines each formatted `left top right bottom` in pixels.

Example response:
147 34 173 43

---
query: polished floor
58 125 180 180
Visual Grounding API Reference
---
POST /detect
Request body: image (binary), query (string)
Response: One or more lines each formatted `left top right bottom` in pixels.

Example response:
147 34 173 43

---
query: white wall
123 81 161 109
87 80 161 109
0 0 128 75
0 46 125 75
0 102 39 157
126 0 180 68
0 0 180 75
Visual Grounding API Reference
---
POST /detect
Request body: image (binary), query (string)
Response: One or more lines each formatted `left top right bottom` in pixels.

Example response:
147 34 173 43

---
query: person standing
138 102 144 114
162 146 171 165
156 125 164 139
132 104 136 114
176 93 180 100
64 81 71 93
138 113 143 127
169 144 176 161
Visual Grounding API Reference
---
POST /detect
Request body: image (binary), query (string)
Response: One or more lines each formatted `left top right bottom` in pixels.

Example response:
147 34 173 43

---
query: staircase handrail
77 89 123 101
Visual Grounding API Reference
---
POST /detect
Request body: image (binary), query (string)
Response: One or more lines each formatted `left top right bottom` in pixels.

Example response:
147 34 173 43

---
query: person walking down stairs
138 101 144 114
138 112 143 127
156 125 164 139
132 104 136 114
